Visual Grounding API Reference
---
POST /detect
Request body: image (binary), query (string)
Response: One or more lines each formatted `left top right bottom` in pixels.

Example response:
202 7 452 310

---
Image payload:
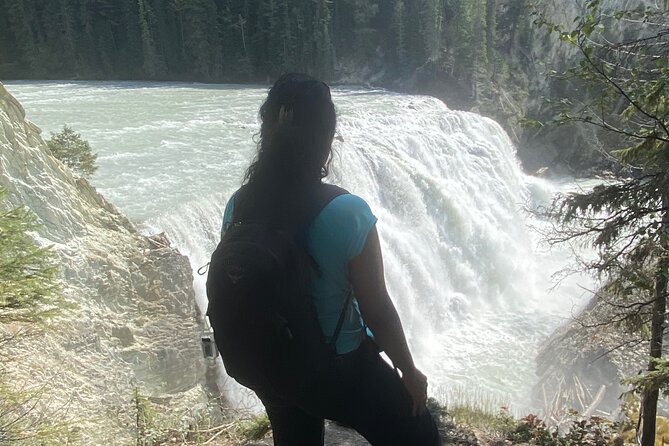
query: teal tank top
221 191 377 354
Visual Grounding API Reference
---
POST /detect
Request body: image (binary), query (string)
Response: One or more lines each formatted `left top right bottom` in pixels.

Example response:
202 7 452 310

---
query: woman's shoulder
312 191 377 259
322 192 374 216
221 189 240 231
316 192 377 235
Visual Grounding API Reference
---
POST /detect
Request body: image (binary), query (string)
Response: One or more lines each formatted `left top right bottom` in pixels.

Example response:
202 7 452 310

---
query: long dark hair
236 73 336 227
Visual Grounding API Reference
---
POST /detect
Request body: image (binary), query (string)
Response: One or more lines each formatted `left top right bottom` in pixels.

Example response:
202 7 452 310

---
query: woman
220 73 441 445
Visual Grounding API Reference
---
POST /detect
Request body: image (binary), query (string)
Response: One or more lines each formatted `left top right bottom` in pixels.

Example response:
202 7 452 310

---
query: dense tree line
0 0 532 94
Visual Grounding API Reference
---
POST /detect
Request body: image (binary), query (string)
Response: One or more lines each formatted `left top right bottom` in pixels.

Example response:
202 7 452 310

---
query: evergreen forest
0 0 532 106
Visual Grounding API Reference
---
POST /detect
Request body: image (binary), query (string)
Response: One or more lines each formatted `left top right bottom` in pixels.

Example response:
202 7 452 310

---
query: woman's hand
401 366 428 416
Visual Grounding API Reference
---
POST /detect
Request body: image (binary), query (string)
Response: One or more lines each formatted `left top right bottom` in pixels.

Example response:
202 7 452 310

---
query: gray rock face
0 82 210 444
518 0 656 176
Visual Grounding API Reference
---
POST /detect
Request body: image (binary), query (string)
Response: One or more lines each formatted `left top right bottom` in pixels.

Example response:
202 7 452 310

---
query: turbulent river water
6 81 589 412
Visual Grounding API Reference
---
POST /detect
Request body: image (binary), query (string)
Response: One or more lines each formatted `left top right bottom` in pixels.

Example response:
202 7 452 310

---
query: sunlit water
6 81 592 412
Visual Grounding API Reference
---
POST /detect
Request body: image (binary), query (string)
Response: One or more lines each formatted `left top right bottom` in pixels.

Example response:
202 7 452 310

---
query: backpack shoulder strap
294 183 348 246
231 183 348 228
303 183 349 227
329 287 353 351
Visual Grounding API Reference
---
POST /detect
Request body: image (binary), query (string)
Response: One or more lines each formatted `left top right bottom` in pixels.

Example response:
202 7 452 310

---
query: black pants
257 339 441 446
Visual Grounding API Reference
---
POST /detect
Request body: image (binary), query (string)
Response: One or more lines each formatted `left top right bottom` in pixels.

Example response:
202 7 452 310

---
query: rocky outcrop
0 82 211 444
514 0 636 176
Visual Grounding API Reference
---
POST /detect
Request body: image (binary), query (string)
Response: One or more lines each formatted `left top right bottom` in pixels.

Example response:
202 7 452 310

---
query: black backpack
206 184 350 393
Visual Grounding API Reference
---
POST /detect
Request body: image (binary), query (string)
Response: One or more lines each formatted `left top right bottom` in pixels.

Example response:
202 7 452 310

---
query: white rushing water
6 81 589 412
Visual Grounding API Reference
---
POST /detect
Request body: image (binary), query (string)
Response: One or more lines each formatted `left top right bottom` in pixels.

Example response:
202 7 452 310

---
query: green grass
435 385 517 436
232 413 271 442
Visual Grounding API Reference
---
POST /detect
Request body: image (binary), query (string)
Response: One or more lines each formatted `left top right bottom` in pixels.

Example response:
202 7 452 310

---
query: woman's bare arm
349 224 428 415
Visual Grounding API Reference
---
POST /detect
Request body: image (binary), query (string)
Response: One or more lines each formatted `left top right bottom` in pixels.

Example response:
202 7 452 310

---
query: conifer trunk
641 189 669 446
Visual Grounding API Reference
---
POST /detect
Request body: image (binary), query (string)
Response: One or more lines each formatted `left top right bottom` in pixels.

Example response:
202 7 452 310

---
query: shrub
132 387 161 446
46 126 97 178
563 417 616 446
508 414 620 446
509 414 560 445
236 414 271 441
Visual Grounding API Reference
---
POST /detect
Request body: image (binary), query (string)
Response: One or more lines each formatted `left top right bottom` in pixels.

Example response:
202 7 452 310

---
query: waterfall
145 90 567 409
7 81 586 411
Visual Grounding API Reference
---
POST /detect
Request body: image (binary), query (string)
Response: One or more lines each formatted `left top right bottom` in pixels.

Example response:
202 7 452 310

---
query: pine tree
350 0 379 61
0 187 69 443
260 0 282 77
2 0 40 75
0 188 60 324
445 0 473 75
137 0 163 77
392 0 408 69
0 0 537 86
120 0 145 78
537 4 669 444
279 0 296 70
170 0 222 80
58 0 78 73
400 0 426 67
312 0 335 78
34 0 78 77
419 0 441 60
485 0 497 81
46 126 98 178
96 16 119 75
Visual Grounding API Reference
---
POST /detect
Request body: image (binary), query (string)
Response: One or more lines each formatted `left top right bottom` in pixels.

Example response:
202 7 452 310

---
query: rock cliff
395 0 653 177
0 82 211 444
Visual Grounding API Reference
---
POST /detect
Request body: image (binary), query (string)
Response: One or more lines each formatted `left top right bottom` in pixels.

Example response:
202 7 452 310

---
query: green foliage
137 0 164 78
0 187 73 444
132 387 160 446
623 358 669 398
535 1 669 319
536 1 669 331
507 414 617 446
448 404 516 436
509 414 558 444
0 380 79 445
508 414 619 446
392 0 408 69
562 417 618 446
535 3 668 445
236 413 270 441
434 397 622 445
533 3 669 170
46 126 98 179
0 188 61 323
